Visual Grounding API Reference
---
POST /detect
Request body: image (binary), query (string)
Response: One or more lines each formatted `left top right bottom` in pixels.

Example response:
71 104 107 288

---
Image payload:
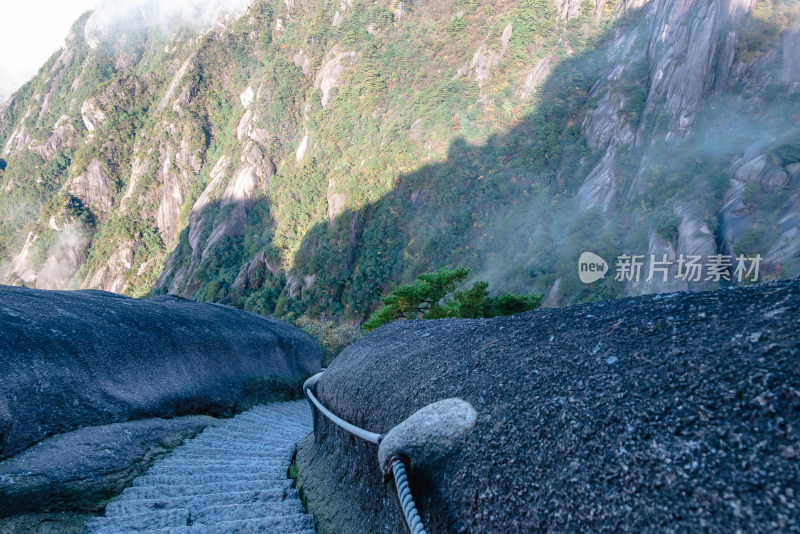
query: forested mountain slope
1 0 799 322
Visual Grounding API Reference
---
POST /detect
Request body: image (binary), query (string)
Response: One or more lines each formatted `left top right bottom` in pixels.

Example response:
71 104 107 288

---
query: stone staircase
84 401 315 534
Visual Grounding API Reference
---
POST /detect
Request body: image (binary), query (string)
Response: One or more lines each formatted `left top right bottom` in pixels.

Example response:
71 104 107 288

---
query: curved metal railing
304 382 382 444
303 372 428 534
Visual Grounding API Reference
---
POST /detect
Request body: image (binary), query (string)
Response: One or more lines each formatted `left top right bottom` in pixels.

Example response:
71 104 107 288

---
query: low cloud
85 0 254 45
37 224 92 290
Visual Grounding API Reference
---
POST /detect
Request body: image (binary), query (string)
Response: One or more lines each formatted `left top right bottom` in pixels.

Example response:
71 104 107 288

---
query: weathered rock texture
0 512 94 534
0 415 220 517
297 278 800 533
0 285 321 460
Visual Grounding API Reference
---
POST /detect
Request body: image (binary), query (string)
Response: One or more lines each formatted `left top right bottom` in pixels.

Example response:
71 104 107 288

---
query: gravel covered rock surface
0 285 321 460
297 279 800 533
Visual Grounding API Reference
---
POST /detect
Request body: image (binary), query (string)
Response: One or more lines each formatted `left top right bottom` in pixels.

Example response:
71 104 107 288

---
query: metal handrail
304 382 382 444
303 372 428 534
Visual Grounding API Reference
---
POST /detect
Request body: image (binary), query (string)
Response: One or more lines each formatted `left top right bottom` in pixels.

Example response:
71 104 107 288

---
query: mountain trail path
84 401 315 534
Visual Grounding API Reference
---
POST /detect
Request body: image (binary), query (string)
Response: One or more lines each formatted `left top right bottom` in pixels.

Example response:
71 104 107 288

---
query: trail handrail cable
304 384 382 444
303 372 428 534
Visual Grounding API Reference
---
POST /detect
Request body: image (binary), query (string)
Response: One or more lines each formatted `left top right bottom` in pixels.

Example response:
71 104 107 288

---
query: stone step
188 515 315 533
171 446 294 458
191 432 300 445
90 402 315 534
223 415 309 425
122 477 293 500
146 461 286 477
192 500 305 523
206 419 309 430
133 471 285 488
104 489 296 516
132 470 286 488
166 452 281 461
169 447 289 463
150 456 288 468
205 430 307 442
84 508 190 533
192 435 306 446
107 515 316 533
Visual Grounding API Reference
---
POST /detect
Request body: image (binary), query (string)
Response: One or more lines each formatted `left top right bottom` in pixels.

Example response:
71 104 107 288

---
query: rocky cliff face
0 0 798 317
576 0 800 291
297 278 800 533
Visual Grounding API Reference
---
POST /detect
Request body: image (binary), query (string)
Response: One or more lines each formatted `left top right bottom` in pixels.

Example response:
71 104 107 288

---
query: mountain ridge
1 0 798 323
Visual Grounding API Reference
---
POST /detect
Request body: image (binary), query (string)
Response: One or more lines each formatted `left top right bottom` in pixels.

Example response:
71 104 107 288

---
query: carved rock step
84 401 314 534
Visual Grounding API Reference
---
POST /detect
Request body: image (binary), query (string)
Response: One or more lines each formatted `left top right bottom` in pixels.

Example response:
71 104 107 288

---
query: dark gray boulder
0 285 321 460
0 511 94 534
0 415 220 517
297 278 800 533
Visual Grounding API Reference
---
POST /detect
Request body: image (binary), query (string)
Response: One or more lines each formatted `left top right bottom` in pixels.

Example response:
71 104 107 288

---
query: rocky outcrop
8 233 39 286
29 115 76 160
555 0 583 20
578 0 766 211
674 200 717 259
781 23 800 92
0 416 219 516
240 86 255 108
120 153 151 210
315 51 357 108
1 102 34 157
231 251 268 291
332 0 352 27
192 156 229 242
85 240 136 293
327 179 346 223
572 0 800 283
157 55 195 112
155 136 203 245
578 20 647 211
521 56 552 99
70 160 114 213
468 24 513 92
80 100 107 132
719 149 799 262
293 50 312 76
296 132 310 162
156 154 229 296
626 228 686 295
297 278 800 533
0 285 322 460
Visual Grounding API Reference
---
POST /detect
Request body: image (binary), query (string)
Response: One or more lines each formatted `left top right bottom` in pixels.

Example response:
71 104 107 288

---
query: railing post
303 372 324 443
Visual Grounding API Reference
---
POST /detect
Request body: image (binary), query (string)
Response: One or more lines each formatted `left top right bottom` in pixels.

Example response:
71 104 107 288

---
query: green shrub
447 16 467 36
769 132 800 165
294 316 362 365
654 212 681 244
363 267 542 331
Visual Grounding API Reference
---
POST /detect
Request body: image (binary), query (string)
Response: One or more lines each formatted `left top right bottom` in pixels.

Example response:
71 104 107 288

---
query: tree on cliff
362 267 542 331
